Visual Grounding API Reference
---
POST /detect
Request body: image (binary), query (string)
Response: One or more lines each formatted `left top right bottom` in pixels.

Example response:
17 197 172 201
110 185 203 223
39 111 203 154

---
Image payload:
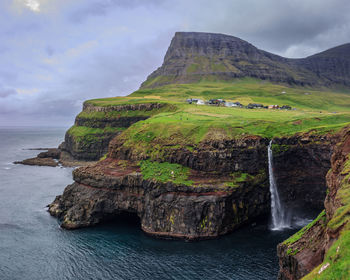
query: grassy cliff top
83 80 350 143
86 79 350 111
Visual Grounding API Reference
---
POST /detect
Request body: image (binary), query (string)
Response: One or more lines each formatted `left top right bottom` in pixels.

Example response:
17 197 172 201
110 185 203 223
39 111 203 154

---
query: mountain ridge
141 32 350 89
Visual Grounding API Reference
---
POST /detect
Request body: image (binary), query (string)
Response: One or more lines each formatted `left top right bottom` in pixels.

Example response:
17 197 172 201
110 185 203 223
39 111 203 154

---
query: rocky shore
14 148 96 167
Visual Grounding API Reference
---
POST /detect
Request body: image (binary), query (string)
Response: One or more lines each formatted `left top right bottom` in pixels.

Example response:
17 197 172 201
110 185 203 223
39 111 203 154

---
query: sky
0 0 349 127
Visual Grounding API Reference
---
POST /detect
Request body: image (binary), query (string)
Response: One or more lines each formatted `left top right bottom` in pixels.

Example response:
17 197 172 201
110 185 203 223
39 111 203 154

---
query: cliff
141 32 350 89
49 156 269 240
60 102 168 161
49 130 337 240
277 126 350 279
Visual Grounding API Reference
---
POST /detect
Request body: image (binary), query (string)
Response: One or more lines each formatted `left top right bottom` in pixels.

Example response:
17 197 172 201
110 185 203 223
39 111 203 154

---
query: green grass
303 226 350 279
187 63 200 74
224 172 253 188
285 156 350 279
66 125 124 147
139 160 193 186
80 80 350 159
131 79 350 111
272 144 290 154
77 104 177 120
327 156 350 231
283 210 326 246
67 125 123 138
302 156 350 279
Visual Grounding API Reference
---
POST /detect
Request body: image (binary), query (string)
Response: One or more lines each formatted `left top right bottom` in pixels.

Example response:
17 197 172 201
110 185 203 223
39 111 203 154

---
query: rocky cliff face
49 157 269 240
60 102 166 161
141 32 350 89
272 134 338 212
295 43 350 88
109 135 269 174
49 130 336 240
277 127 350 279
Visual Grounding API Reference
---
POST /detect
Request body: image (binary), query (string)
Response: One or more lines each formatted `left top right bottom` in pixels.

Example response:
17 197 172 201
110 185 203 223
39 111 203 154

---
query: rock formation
141 32 350 89
49 128 334 240
277 126 350 279
49 157 269 240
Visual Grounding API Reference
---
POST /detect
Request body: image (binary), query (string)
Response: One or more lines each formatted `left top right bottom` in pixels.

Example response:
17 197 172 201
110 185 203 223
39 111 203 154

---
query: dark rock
277 127 350 279
61 131 120 161
272 134 338 212
141 32 350 89
61 103 166 161
14 157 58 167
109 135 270 174
37 148 61 159
48 158 269 240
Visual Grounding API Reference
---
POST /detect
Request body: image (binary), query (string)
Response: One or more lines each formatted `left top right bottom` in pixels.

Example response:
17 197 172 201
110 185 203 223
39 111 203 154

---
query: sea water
0 127 299 280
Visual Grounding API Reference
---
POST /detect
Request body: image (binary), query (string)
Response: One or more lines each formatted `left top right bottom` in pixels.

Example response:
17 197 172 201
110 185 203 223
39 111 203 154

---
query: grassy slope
301 156 350 279
84 80 350 150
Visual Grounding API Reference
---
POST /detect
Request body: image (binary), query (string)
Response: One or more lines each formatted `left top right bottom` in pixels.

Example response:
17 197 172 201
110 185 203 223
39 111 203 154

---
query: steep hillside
278 127 350 279
296 44 350 88
141 32 350 89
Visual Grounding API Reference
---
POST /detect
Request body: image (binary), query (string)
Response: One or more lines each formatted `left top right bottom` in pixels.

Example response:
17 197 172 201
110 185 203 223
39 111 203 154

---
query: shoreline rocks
14 148 96 168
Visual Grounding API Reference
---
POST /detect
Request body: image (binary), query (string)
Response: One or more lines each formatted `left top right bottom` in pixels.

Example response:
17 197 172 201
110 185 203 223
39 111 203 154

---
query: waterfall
268 140 290 230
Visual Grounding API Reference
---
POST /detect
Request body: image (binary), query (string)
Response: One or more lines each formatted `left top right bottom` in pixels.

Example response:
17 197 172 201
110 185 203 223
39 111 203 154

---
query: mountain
141 32 350 89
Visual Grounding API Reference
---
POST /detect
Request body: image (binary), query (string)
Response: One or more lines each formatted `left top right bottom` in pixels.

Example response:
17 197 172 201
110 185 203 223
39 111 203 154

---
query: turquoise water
0 127 298 280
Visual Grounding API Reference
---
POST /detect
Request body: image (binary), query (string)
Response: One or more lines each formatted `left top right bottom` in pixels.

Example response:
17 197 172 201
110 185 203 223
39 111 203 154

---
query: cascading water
268 140 290 230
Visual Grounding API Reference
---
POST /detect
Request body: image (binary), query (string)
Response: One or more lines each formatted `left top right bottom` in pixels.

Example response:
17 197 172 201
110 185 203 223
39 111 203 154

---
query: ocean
0 127 298 280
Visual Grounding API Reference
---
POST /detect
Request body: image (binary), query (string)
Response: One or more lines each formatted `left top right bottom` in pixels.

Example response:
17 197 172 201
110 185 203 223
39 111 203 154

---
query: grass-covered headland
77 80 350 160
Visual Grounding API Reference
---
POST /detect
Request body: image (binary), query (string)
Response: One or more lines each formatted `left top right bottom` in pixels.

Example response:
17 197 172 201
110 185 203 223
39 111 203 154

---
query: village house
247 103 265 109
280 105 292 110
186 98 199 104
209 99 225 105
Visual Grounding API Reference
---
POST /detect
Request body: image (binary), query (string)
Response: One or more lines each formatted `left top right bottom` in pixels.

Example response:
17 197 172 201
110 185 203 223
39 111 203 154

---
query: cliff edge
278 126 350 279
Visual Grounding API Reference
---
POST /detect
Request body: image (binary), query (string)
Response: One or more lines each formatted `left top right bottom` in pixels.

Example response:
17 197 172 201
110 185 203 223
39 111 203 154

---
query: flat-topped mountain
141 32 350 89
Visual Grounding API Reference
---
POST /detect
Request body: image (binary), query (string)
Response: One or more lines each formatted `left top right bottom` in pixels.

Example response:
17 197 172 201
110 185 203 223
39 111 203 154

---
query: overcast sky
1 0 349 127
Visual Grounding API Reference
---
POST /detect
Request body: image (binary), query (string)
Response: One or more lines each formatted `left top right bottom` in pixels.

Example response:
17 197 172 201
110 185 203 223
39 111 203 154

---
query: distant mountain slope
295 43 350 87
141 32 350 89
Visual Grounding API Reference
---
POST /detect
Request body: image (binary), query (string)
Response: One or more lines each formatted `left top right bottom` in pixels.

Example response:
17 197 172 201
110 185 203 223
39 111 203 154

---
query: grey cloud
68 0 166 23
0 87 17 98
174 0 350 56
45 46 55 56
0 0 349 126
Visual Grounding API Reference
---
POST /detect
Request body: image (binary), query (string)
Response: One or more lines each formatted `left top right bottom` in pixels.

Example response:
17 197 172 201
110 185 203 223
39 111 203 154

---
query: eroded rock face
60 103 166 161
49 158 269 240
277 127 350 279
110 133 336 212
141 32 350 89
50 131 339 240
272 134 339 212
82 102 165 113
110 136 270 174
61 131 120 161
277 215 327 280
